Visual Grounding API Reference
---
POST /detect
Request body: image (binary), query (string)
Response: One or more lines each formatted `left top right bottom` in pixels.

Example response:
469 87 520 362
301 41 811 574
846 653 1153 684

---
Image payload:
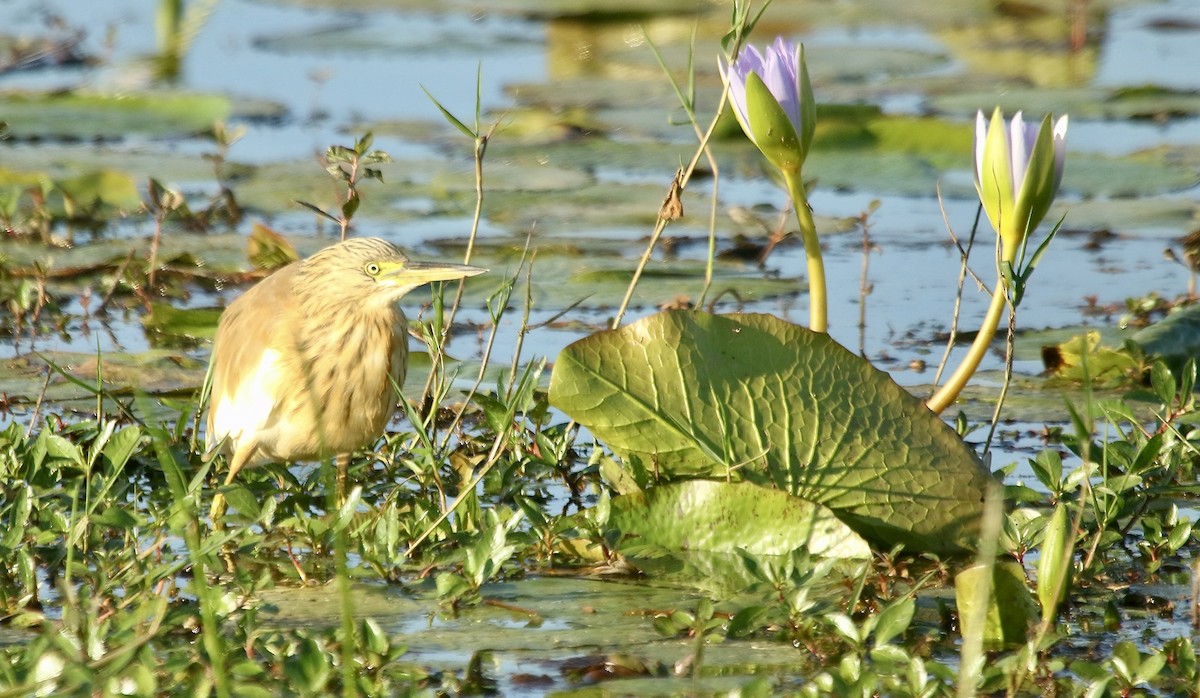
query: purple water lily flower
724 36 815 173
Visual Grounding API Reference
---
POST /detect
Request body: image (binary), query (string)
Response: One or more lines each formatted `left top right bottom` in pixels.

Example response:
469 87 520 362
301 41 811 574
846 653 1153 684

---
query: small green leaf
341 191 360 220
222 485 262 521
143 303 223 347
294 199 340 224
1 486 31 548
1029 450 1063 493
101 425 142 473
421 85 477 139
91 507 140 529
1134 652 1167 684
361 618 389 655
1150 361 1176 406
726 605 770 638
872 597 915 646
826 613 861 645
1036 502 1073 621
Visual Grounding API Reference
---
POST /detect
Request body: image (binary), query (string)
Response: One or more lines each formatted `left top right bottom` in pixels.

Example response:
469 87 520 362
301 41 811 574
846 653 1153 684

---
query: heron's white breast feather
209 349 284 448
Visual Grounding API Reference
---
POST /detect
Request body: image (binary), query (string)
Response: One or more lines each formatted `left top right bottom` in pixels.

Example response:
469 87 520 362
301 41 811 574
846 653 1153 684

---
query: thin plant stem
419 70 494 411
614 218 669 329
784 170 827 333
431 235 528 454
644 28 724 306
613 0 768 325
406 384 520 558
927 282 1007 414
856 205 877 357
981 300 1017 456
613 83 730 328
931 198 984 390
505 254 535 402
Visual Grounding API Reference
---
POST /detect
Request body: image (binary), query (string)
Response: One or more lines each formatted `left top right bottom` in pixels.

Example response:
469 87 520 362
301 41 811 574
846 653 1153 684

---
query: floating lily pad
54 169 142 214
0 233 255 280
524 256 803 311
0 350 204 411
142 303 222 348
549 310 996 552
0 90 232 140
254 0 714 17
936 21 1098 88
1065 152 1198 198
1013 325 1129 363
1039 330 1144 387
929 85 1200 121
1051 197 1198 236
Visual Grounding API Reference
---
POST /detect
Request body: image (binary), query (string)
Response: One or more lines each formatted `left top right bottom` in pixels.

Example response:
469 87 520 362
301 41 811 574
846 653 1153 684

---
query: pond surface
1 0 1199 693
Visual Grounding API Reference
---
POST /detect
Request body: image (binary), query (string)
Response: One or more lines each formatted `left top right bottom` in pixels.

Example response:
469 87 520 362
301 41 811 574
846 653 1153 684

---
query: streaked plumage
205 237 485 505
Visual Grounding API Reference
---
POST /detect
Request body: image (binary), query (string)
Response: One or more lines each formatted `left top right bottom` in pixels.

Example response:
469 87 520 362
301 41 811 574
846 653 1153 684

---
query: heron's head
301 237 486 308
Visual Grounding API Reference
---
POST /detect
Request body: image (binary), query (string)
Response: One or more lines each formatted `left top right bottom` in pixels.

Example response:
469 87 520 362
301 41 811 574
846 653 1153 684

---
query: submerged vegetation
0 0 1199 695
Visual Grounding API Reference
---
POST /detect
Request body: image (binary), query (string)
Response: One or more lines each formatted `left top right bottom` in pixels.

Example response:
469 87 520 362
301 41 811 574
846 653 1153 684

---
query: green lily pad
0 350 204 415
534 257 803 311
1013 325 1128 363
54 169 142 215
1131 303 1200 367
548 310 996 552
1064 152 1198 198
0 233 254 280
1051 197 1198 236
606 480 870 559
142 303 222 348
930 85 1200 121
0 90 232 140
1038 331 1144 387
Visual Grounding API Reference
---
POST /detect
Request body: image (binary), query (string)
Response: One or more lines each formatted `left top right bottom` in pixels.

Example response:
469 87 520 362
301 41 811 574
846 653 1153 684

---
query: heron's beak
381 261 487 287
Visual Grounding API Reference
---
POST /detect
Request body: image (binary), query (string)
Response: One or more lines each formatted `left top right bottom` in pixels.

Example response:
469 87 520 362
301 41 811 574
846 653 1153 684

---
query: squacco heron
205 237 485 516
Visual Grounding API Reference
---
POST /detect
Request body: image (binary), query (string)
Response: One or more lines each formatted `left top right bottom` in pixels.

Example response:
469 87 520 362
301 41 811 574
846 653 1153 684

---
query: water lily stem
785 171 827 333
927 282 1009 414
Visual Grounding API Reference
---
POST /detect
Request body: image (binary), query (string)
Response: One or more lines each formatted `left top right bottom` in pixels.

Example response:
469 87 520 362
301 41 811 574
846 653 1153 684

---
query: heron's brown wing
206 264 299 461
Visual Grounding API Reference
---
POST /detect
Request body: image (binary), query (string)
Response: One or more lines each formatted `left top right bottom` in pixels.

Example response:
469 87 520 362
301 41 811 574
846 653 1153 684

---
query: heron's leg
207 469 238 522
209 445 252 523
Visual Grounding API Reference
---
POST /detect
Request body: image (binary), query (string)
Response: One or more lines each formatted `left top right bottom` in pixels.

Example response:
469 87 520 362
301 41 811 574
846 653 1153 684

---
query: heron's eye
365 262 381 276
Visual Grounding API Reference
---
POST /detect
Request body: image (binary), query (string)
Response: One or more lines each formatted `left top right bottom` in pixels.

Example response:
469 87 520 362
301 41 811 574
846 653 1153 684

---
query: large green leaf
549 310 994 552
606 480 870 559
1131 303 1200 367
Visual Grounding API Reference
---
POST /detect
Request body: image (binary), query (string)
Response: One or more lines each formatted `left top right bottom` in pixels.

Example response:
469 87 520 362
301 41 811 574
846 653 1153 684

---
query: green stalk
327 459 358 698
926 282 1008 414
783 170 827 333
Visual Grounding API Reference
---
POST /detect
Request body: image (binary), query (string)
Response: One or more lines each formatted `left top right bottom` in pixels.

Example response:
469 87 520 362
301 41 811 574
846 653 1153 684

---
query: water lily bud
725 36 815 174
975 107 1068 261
